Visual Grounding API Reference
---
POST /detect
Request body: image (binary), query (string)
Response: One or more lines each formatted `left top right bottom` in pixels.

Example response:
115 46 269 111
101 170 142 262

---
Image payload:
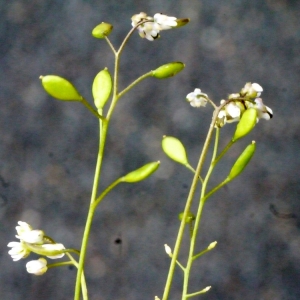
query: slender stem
67 253 88 300
74 120 108 300
162 108 222 300
104 36 117 55
181 129 219 299
93 178 122 208
80 97 104 120
118 71 153 99
214 139 234 165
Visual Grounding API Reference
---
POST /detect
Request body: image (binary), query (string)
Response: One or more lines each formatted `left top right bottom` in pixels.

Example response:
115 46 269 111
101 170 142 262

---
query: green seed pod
178 211 195 223
227 141 256 181
40 75 82 101
92 22 113 38
232 108 257 142
162 136 188 165
92 68 112 109
152 62 185 79
121 161 160 183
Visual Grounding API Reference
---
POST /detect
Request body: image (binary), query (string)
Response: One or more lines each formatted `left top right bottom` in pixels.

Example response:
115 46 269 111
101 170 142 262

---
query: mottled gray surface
1 0 300 299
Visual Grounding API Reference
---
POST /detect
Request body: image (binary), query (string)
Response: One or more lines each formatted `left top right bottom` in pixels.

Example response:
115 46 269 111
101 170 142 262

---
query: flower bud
175 18 190 28
232 108 257 142
92 22 113 38
92 68 112 109
26 258 48 275
121 161 160 183
162 136 188 165
178 211 195 223
152 62 185 79
227 141 256 181
207 241 217 250
40 75 82 101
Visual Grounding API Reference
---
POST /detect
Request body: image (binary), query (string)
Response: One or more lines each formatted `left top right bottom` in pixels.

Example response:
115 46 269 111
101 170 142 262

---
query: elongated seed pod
232 108 257 142
227 141 256 180
121 161 160 183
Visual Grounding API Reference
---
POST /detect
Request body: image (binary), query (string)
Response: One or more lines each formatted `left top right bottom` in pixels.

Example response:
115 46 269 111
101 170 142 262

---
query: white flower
251 98 273 121
241 82 263 98
131 12 159 41
15 221 44 244
132 12 178 41
7 241 30 261
26 258 48 275
251 83 263 97
15 221 32 237
186 88 208 107
16 229 45 244
42 243 65 259
153 13 177 30
216 100 241 127
131 12 149 27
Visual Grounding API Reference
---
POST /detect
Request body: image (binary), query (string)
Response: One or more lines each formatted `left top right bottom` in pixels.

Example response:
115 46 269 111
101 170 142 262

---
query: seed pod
232 108 257 142
92 68 112 109
92 22 113 38
162 136 188 165
227 141 256 181
152 62 185 79
121 161 160 183
40 75 82 101
178 211 195 223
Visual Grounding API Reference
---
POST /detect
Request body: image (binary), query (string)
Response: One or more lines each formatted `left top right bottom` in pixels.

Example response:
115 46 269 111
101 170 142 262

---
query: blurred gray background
1 0 300 299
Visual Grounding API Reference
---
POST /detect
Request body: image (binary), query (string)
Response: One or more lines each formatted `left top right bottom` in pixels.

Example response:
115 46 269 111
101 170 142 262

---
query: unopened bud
207 241 217 250
164 244 172 257
178 211 195 223
175 18 190 28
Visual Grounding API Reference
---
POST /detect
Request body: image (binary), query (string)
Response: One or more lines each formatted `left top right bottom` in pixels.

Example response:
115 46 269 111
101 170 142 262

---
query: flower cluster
131 12 180 41
7 221 65 275
186 83 273 127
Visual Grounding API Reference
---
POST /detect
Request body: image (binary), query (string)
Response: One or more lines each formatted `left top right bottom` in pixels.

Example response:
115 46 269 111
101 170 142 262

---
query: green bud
232 108 257 142
121 161 160 183
92 68 112 109
40 75 82 101
92 22 113 38
162 136 188 165
227 141 256 181
152 62 185 79
178 211 195 223
175 18 190 28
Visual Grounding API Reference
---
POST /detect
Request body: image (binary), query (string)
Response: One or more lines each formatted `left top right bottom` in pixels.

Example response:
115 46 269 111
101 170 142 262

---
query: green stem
118 71 153 99
80 97 104 120
74 120 108 300
93 178 122 208
74 25 132 298
181 128 220 299
162 108 222 300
